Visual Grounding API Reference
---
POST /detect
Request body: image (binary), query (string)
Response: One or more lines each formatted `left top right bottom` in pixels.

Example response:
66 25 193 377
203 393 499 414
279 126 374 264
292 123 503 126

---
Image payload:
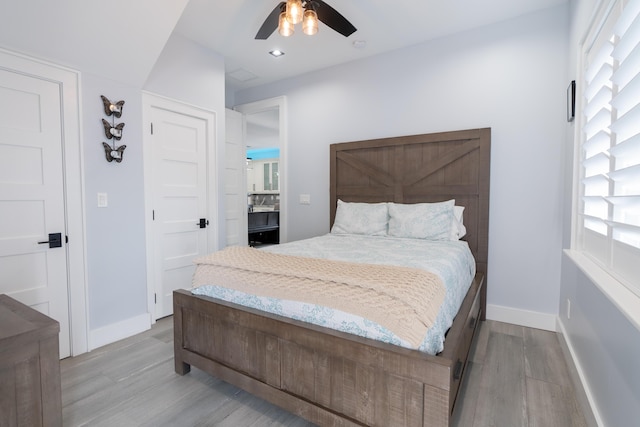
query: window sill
564 249 640 332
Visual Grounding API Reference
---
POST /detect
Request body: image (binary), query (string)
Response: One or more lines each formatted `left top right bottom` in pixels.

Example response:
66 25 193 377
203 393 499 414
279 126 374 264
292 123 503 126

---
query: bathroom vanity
248 210 279 246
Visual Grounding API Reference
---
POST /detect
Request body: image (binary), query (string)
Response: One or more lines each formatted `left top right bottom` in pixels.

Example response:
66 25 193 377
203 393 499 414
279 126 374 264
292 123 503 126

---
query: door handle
198 218 209 229
453 359 463 380
38 232 63 248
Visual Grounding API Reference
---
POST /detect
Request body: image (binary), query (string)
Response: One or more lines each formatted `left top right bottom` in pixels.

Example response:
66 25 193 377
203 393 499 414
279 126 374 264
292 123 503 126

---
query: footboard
173 273 484 427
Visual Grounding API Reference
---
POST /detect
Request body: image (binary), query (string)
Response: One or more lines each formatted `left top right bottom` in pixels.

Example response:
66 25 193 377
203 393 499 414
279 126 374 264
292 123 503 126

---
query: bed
173 127 491 426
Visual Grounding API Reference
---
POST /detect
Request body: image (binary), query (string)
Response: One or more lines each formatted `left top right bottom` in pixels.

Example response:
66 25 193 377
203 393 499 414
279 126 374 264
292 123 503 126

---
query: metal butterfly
101 119 125 140
100 95 125 118
102 142 127 163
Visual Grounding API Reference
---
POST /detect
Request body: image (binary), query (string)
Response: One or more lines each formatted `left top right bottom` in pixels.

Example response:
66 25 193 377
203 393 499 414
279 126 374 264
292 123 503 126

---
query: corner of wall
486 304 558 331
556 318 603 427
88 312 151 351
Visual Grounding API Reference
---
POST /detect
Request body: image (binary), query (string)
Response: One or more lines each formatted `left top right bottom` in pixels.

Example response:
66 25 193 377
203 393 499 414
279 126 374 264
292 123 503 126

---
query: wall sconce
100 95 127 163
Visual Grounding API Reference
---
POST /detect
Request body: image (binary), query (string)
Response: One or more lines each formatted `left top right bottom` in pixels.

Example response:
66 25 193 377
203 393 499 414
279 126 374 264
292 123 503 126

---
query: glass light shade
286 0 303 25
278 12 294 36
302 9 318 35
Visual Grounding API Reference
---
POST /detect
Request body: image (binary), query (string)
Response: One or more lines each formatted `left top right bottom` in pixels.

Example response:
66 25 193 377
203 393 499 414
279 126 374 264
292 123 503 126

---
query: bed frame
174 127 491 426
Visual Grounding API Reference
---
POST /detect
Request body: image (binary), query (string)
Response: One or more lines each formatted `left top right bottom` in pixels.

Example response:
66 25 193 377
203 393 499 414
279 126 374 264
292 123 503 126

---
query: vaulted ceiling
175 0 568 91
0 0 567 90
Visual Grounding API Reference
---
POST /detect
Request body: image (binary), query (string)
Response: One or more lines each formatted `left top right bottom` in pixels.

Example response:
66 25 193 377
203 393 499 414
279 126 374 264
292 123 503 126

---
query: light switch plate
299 194 311 205
97 192 108 208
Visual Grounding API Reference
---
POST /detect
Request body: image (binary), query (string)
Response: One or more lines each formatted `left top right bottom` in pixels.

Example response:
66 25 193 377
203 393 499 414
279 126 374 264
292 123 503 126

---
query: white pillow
454 205 464 223
388 200 455 240
452 205 467 240
331 200 388 236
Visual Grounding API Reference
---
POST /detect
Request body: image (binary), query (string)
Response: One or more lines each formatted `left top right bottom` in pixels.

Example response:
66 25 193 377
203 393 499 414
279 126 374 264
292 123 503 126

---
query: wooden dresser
0 294 62 427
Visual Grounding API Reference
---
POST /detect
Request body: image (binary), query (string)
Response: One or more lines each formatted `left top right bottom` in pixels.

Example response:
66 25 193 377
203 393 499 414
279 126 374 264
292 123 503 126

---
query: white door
225 109 247 247
0 68 71 357
148 103 211 319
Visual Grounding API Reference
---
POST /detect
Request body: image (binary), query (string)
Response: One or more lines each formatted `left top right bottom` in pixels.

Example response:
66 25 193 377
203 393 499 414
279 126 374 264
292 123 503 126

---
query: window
576 0 640 297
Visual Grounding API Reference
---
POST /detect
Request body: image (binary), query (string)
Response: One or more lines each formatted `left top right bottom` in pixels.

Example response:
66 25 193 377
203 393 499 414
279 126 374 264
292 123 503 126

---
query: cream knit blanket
192 246 446 347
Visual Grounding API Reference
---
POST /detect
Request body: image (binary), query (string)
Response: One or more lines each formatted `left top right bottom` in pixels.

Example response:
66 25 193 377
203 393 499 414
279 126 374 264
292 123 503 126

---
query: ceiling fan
255 0 357 39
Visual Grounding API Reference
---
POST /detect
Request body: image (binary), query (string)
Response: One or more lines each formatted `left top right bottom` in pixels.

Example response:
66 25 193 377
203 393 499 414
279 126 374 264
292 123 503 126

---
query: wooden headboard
330 128 491 275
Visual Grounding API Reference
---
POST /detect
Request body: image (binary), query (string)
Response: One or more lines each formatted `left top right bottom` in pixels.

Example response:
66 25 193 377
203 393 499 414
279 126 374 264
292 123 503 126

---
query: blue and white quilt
192 234 476 355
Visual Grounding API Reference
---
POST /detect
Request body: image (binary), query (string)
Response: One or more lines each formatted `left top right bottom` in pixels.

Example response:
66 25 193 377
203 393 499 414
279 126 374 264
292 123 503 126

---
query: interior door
0 68 71 357
224 108 247 247
149 104 210 319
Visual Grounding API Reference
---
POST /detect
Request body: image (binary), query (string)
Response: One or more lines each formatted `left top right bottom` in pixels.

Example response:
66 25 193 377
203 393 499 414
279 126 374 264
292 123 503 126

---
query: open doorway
234 96 287 245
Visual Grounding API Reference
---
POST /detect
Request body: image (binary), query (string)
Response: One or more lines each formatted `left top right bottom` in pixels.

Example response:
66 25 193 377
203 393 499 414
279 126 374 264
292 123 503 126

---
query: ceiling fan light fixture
302 8 318 36
255 0 356 40
278 11 294 36
286 0 304 25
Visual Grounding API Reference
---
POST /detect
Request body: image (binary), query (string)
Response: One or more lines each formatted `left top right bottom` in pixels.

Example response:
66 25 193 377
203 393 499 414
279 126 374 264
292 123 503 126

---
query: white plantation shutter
578 0 640 296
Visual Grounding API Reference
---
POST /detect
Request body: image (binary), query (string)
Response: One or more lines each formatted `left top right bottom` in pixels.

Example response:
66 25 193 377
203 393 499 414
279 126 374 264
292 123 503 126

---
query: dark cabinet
248 211 279 246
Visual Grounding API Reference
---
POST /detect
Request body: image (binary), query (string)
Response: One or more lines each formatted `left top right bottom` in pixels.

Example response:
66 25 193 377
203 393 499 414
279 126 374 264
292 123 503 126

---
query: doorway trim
234 96 288 243
0 48 89 356
142 92 218 321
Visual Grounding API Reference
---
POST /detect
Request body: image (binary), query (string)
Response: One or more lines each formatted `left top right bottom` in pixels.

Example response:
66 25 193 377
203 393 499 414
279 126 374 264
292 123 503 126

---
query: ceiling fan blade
255 2 285 39
313 0 357 37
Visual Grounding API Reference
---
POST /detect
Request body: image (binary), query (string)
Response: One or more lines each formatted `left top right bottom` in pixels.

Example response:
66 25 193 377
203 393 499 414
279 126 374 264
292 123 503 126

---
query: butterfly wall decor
101 119 125 140
100 95 127 163
100 95 125 118
102 142 127 163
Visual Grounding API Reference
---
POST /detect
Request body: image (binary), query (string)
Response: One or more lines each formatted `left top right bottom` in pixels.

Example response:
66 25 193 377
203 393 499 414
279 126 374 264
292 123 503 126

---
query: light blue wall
234 6 570 318
558 1 640 425
82 74 147 330
83 34 227 332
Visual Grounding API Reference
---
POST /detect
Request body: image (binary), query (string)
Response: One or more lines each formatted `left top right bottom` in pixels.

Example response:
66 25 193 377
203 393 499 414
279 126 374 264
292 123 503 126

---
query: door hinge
154 293 157 304
150 122 154 135
152 210 155 220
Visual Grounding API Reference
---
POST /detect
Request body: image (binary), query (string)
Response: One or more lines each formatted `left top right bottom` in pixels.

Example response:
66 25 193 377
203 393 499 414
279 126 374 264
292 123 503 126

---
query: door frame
0 48 89 356
234 96 288 243
142 92 218 321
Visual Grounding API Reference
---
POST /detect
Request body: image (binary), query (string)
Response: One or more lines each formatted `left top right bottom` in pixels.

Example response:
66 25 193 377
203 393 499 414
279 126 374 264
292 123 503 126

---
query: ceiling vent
226 69 259 82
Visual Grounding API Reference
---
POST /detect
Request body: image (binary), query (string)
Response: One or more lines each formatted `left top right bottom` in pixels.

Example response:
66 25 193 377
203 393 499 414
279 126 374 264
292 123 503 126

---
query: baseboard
486 303 557 331
89 313 152 351
556 318 603 427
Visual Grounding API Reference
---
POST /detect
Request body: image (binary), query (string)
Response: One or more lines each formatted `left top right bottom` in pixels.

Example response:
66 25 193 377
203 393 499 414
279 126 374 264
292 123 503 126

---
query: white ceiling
174 0 568 92
0 0 190 88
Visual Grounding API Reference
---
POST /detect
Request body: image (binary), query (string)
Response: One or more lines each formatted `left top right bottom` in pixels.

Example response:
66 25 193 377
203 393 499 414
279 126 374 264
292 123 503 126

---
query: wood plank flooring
60 318 588 426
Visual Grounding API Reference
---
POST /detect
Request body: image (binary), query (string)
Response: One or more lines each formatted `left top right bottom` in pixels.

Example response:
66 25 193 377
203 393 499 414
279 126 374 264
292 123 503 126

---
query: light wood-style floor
61 318 588 426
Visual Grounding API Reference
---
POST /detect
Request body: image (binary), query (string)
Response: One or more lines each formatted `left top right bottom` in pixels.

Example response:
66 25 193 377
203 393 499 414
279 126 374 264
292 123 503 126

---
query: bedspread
192 246 445 347
192 234 475 354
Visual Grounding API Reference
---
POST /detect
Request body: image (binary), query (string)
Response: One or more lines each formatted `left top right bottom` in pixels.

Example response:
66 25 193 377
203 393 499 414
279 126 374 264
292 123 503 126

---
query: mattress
191 234 476 355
